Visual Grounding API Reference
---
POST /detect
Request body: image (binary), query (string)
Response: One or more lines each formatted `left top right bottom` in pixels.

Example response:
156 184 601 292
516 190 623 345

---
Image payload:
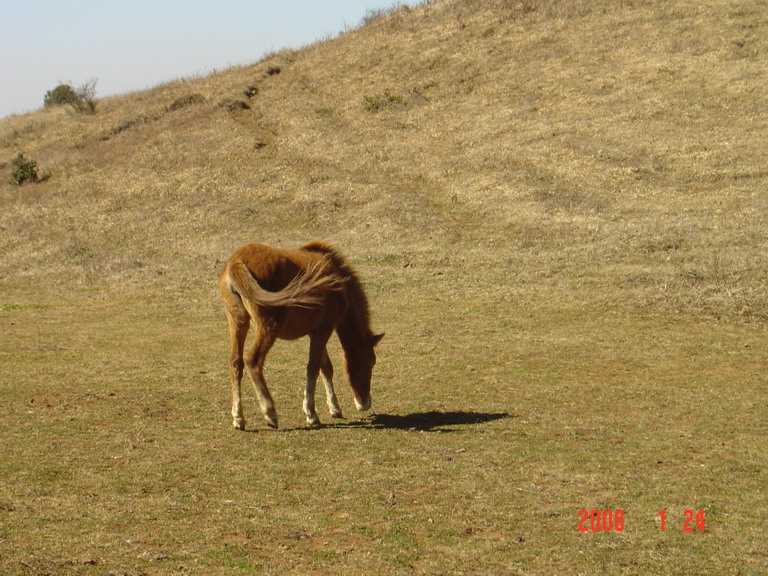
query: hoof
330 409 344 419
354 395 372 412
233 418 246 431
263 406 279 429
306 414 321 427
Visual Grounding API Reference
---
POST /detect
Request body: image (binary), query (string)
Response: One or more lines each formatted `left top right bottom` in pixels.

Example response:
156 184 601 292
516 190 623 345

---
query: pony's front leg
320 348 343 419
305 333 333 426
303 374 320 427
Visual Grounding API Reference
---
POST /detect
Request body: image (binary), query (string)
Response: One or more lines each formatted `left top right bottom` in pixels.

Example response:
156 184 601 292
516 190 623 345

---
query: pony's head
344 333 384 411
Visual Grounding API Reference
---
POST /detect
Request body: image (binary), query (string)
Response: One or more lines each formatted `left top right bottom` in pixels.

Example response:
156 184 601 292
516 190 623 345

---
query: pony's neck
336 281 371 354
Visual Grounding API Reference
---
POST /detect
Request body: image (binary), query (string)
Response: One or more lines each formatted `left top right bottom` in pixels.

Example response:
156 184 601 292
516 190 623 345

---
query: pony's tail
227 256 345 309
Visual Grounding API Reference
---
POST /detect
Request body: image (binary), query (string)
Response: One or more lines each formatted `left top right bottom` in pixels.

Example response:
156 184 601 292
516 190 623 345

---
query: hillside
2 0 766 321
1 1 767 574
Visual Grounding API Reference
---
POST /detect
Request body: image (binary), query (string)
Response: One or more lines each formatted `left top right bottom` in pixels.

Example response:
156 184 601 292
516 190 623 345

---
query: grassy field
1 0 767 574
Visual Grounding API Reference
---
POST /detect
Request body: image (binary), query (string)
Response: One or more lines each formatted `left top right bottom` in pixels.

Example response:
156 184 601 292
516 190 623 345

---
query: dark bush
11 153 46 185
44 84 79 107
43 80 97 114
167 93 206 112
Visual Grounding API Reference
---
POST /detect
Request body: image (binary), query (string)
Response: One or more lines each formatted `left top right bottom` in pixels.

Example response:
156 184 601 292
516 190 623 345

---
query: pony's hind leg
225 307 250 431
243 324 279 429
320 348 343 419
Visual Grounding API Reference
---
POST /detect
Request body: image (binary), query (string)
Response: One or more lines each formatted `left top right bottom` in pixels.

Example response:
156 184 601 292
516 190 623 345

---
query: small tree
44 80 97 114
11 153 41 185
44 84 78 107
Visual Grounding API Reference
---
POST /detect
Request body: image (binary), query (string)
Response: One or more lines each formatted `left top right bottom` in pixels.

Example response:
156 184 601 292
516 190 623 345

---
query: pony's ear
370 333 384 347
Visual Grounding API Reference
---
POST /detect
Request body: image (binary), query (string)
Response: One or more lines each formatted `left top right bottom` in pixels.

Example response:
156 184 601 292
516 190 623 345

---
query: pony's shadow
337 410 511 432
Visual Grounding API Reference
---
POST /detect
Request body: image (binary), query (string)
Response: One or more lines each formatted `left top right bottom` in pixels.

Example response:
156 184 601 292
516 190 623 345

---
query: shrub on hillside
167 93 206 112
10 153 48 185
44 84 78 107
44 80 97 114
363 89 404 112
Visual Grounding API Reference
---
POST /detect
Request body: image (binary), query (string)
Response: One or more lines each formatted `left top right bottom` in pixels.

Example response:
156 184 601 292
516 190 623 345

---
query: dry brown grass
1 0 767 574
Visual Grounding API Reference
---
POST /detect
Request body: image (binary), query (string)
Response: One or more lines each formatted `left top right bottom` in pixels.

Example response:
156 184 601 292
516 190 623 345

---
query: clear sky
0 0 422 118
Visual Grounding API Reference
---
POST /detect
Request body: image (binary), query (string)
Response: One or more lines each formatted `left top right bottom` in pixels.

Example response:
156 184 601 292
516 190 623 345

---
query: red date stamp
659 509 706 532
578 509 625 532
578 509 706 532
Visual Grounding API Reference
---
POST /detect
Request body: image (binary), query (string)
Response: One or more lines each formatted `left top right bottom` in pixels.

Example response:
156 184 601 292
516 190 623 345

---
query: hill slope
1 0 766 322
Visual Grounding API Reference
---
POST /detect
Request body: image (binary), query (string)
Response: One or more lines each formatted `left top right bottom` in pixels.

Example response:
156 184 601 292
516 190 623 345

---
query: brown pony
219 241 383 429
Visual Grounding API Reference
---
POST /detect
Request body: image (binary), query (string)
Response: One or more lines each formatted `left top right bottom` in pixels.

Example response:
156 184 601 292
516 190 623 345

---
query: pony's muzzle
355 395 372 411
